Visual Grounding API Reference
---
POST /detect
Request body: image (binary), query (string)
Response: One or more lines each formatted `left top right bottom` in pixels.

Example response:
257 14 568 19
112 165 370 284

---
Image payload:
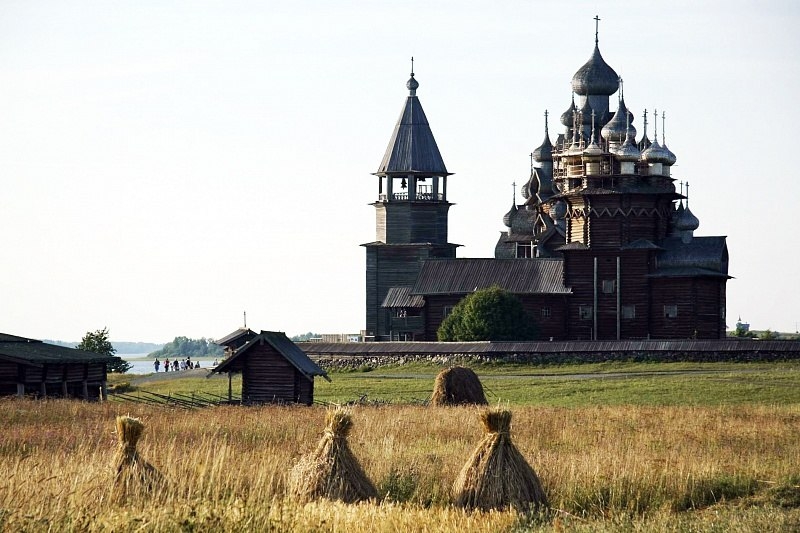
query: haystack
453 409 547 512
287 408 377 503
430 366 488 406
112 415 162 502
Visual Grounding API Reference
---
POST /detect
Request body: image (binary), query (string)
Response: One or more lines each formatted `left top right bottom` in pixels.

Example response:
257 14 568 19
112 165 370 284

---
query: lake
119 354 218 375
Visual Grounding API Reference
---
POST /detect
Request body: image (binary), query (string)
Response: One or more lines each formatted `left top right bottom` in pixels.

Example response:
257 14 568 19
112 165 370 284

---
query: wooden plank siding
240 343 313 405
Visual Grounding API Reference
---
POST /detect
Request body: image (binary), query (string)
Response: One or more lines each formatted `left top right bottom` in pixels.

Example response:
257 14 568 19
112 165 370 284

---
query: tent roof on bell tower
375 70 451 177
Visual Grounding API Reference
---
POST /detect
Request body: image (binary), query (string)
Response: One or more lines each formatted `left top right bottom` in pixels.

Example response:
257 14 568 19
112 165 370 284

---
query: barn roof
412 258 570 295
657 236 729 274
213 331 330 382
0 333 121 367
215 328 257 347
382 287 425 308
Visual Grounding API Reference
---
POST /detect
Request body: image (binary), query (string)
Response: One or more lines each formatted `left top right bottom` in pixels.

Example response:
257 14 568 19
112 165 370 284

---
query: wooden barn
213 330 329 405
0 333 115 400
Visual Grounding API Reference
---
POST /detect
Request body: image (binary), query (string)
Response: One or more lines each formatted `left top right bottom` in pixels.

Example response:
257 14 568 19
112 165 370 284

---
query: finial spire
685 181 690 206
410 56 414 76
406 57 419 96
590 109 597 143
679 180 684 196
512 181 517 202
662 110 667 145
544 109 549 136
642 109 648 139
529 152 534 172
619 77 624 100
243 310 247 328
594 15 600 46
654 108 659 143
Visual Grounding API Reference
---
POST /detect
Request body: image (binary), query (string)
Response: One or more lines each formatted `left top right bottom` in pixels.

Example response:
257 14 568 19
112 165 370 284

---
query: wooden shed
213 330 329 405
0 333 116 400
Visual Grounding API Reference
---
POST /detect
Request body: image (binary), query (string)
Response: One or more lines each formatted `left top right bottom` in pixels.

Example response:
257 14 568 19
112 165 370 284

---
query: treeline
148 337 224 359
291 332 320 342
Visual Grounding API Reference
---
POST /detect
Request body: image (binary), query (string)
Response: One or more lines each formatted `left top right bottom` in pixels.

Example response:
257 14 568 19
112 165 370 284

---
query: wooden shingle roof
382 287 425 308
375 81 450 177
213 331 330 382
412 258 570 295
0 333 121 366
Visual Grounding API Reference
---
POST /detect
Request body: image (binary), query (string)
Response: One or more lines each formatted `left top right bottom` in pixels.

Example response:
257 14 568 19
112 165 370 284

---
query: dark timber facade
362 68 458 340
0 333 114 400
366 23 729 341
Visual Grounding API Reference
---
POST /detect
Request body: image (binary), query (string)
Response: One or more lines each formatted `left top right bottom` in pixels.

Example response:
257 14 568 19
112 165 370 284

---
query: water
120 354 216 375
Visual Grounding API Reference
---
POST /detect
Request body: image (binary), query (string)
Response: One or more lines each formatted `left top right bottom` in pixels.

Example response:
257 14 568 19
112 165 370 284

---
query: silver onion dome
615 134 641 162
571 45 619 96
602 99 636 144
641 139 669 164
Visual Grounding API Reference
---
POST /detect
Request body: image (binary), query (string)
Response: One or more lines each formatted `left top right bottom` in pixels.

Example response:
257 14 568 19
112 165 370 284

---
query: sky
1 1 799 343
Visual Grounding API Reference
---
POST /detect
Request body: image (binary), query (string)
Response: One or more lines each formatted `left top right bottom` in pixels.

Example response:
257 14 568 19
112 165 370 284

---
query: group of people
153 357 201 373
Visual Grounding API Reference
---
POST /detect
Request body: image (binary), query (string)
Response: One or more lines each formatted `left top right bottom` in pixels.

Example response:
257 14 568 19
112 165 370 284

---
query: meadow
2 361 800 531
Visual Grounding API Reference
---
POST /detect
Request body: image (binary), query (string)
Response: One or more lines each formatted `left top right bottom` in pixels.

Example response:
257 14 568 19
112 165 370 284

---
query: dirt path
129 368 226 385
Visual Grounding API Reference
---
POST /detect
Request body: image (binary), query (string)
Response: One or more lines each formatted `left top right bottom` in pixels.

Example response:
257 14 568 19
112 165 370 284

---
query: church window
579 305 593 320
541 307 551 318
516 243 533 258
602 280 616 294
664 305 678 319
622 305 636 319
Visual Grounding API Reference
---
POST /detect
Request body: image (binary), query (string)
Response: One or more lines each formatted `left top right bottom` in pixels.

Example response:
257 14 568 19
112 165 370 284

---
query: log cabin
213 330 329 405
0 332 115 400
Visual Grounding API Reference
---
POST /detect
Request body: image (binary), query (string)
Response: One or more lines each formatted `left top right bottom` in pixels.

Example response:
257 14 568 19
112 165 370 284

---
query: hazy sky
1 1 798 343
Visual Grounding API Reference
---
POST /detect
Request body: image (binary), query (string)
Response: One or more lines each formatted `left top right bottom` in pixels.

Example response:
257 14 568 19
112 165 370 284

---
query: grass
111 361 800 407
73 361 800 530
2 400 800 531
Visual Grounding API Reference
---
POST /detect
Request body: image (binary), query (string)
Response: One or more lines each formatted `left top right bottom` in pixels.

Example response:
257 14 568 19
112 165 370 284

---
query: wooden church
364 21 730 342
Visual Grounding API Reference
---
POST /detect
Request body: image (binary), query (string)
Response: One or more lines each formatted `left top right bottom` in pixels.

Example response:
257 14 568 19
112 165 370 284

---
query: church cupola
602 79 636 151
660 111 677 174
571 16 619 128
375 59 451 208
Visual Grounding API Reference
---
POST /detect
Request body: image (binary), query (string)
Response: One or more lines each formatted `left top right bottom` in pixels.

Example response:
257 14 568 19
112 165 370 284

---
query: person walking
154 358 160 373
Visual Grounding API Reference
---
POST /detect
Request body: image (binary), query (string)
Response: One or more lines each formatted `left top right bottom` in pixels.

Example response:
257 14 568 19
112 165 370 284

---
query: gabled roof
213 331 330 382
215 328 257 347
657 236 728 272
375 88 450 177
412 258 570 295
382 287 425 308
0 333 121 366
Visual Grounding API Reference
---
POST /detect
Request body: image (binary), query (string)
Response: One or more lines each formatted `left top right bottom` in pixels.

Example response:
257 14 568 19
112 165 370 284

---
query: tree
77 327 132 373
759 329 779 340
437 286 539 342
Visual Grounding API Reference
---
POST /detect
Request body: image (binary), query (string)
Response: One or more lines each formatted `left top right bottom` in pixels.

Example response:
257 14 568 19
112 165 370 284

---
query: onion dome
406 73 419 95
549 200 567 221
615 134 641 162
502 202 518 228
641 139 669 164
560 96 576 128
572 45 619 96
533 115 553 163
601 99 636 144
675 206 699 231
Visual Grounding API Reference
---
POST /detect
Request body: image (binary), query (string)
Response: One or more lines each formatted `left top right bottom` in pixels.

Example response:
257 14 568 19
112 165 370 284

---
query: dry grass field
2 398 800 532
